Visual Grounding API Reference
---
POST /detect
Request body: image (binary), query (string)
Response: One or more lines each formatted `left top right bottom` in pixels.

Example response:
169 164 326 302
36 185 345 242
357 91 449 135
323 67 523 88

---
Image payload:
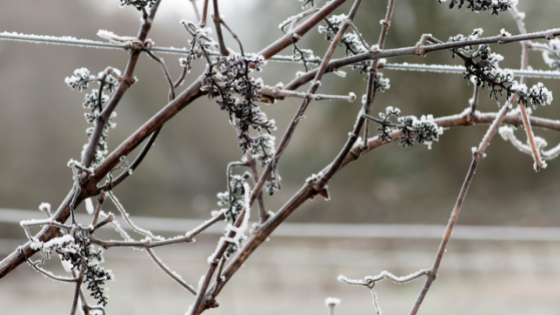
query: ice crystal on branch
203 53 276 152
250 133 276 167
437 0 516 15
319 14 370 72
541 39 560 70
65 67 121 167
65 68 93 91
448 28 483 53
452 44 553 108
217 173 251 257
32 232 112 306
120 0 157 10
365 107 444 149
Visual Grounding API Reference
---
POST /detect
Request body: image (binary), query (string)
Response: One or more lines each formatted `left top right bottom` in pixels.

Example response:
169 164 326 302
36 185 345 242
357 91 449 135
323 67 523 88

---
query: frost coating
85 198 95 215
325 297 341 306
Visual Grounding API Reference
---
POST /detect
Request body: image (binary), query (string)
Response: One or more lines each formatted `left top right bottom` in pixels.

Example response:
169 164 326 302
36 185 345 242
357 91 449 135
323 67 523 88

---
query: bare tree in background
1 0 560 314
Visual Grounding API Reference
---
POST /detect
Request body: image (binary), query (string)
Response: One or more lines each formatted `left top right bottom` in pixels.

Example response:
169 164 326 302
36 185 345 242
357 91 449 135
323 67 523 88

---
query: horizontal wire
0 32 320 63
1 32 560 79
382 62 560 79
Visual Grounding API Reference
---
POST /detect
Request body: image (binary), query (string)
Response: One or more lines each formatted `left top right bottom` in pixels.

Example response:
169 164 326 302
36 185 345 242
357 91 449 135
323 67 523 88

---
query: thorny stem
409 104 510 315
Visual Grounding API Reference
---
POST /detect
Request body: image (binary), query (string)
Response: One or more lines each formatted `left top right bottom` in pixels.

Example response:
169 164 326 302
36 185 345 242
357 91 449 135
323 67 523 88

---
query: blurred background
0 0 559 314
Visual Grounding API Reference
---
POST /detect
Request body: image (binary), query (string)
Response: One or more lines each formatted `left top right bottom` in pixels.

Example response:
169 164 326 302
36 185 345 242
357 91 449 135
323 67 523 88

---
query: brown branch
284 28 560 91
69 269 85 315
259 86 356 103
212 0 229 56
363 0 396 143
200 0 209 27
250 0 363 207
91 191 106 226
469 84 480 119
146 248 198 295
146 50 176 101
258 0 349 60
208 108 560 298
246 153 268 224
409 104 510 315
510 7 544 171
81 0 162 168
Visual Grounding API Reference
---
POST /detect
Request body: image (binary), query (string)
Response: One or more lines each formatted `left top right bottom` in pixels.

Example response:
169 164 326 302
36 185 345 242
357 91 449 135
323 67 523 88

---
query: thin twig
146 50 176 101
146 248 197 295
250 0 363 206
469 84 480 119
510 7 545 171
259 86 356 103
211 0 229 56
246 154 268 224
92 191 106 226
69 269 85 315
409 104 511 315
284 28 560 91
200 0 209 27
81 0 162 168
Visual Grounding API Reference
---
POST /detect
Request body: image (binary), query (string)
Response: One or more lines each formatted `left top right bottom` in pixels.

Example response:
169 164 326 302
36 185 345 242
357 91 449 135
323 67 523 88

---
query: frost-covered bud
120 0 157 10
65 67 93 91
325 297 341 307
528 82 553 107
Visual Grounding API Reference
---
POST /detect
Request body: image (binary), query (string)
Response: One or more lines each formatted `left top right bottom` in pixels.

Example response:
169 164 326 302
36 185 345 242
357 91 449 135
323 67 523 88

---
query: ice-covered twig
410 103 511 315
69 269 85 315
26 259 79 283
325 297 340 315
338 269 428 314
381 63 560 79
260 86 356 103
468 85 480 119
146 248 197 295
91 191 106 226
249 0 364 207
146 50 176 101
107 191 163 241
499 125 560 161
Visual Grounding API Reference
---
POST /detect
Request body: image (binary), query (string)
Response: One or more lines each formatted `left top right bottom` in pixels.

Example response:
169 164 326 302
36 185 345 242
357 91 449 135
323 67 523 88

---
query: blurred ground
1 235 560 315
1 0 560 314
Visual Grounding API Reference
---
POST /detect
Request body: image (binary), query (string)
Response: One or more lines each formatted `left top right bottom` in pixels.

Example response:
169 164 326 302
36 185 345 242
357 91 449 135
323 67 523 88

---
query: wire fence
2 31 560 79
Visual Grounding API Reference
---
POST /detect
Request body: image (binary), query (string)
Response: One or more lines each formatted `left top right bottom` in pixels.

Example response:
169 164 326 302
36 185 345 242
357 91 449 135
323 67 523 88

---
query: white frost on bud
325 297 341 306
